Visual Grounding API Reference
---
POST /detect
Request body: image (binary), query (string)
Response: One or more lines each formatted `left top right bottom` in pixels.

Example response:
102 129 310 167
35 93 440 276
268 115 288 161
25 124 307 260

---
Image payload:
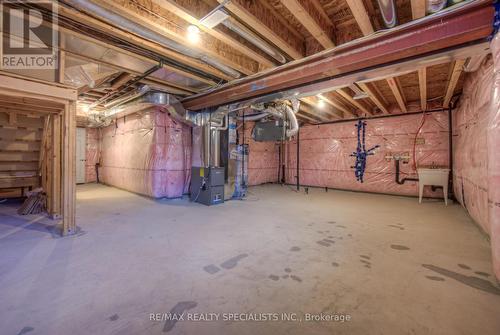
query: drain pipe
62 0 241 79
395 159 419 184
296 129 300 191
284 104 299 138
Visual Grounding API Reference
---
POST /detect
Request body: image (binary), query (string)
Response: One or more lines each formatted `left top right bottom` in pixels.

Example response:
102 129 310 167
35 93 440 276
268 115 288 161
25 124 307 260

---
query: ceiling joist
386 77 407 113
220 0 304 59
57 4 233 81
411 0 427 20
151 0 275 69
280 0 335 49
336 88 372 116
418 67 427 111
90 0 257 76
182 0 492 110
318 93 356 118
443 59 466 108
357 82 389 114
300 97 339 120
345 0 375 36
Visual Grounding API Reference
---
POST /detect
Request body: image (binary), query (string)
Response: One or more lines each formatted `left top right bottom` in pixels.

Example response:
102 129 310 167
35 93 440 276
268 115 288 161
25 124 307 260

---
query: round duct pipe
376 0 397 28
62 0 241 79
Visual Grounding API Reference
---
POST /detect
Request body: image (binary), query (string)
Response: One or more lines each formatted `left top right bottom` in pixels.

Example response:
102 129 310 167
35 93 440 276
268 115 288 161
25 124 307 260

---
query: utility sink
417 168 450 205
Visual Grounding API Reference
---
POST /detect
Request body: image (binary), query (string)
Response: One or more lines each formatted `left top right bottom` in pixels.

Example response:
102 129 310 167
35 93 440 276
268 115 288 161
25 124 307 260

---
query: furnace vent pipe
427 0 448 14
63 0 241 79
236 100 299 138
284 104 298 138
376 0 397 28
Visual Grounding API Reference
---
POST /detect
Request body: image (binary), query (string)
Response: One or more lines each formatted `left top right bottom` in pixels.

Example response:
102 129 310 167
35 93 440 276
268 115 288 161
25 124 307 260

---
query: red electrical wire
412 111 427 171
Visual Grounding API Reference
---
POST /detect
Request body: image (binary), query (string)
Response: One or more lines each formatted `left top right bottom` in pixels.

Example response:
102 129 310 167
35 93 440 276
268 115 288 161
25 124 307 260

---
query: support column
62 102 76 235
50 113 62 218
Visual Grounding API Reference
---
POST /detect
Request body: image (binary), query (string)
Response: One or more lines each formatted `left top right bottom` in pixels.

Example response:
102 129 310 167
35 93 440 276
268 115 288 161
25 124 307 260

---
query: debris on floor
17 188 46 215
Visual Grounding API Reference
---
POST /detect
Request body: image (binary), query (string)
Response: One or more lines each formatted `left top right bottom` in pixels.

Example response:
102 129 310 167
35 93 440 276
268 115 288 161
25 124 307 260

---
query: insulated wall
453 57 492 233
453 45 500 280
99 108 191 198
488 35 500 280
239 123 280 186
284 113 450 197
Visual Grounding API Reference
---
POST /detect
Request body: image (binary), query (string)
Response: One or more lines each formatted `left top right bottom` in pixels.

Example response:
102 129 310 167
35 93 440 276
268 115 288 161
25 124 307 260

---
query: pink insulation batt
488 34 500 280
284 112 449 197
85 127 100 183
453 43 500 280
99 108 191 198
453 57 492 233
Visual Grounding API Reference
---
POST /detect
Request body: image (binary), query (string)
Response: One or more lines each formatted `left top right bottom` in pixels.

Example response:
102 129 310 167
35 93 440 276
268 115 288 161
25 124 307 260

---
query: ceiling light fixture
317 99 326 109
187 25 200 44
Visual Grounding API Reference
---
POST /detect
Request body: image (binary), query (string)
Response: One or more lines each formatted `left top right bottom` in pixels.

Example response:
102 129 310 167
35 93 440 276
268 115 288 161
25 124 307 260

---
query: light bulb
187 25 200 44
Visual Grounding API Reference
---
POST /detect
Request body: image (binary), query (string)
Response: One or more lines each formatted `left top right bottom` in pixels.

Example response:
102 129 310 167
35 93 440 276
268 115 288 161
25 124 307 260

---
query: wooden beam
38 116 51 173
299 98 336 121
300 97 341 120
62 102 76 235
0 108 55 117
58 33 66 84
0 94 65 109
357 82 389 114
151 0 275 69
221 0 304 59
49 114 61 218
0 101 62 113
318 92 356 118
296 112 320 123
336 88 372 115
345 0 375 36
418 67 427 111
182 0 492 110
411 0 427 20
8 113 17 126
60 28 215 86
65 53 195 96
58 6 232 81
0 72 77 102
110 73 133 90
443 59 466 108
386 77 407 112
90 0 257 76
280 0 335 49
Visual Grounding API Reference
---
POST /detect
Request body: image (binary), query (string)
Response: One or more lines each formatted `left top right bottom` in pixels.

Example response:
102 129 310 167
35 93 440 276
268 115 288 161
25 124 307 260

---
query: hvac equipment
191 167 225 206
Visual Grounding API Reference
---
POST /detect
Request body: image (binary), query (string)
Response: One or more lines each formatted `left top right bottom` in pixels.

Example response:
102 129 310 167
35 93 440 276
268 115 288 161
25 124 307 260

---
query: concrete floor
1 183 500 335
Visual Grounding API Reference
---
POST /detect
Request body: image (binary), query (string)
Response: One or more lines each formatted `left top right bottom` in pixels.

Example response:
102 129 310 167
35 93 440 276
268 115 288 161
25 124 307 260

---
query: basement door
76 127 86 184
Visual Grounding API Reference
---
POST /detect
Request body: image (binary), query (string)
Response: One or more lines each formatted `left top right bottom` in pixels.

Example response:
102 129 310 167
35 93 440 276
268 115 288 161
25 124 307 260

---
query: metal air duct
104 89 195 126
222 19 287 64
376 0 397 28
62 0 241 79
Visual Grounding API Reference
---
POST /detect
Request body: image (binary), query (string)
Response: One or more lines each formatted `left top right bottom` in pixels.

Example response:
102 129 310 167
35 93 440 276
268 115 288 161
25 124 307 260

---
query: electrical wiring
412 110 428 171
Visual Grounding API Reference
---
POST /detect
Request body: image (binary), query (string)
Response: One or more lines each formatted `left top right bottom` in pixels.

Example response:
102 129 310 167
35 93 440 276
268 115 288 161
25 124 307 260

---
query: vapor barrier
488 33 500 279
453 56 493 233
99 107 191 198
239 123 280 186
284 112 450 197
